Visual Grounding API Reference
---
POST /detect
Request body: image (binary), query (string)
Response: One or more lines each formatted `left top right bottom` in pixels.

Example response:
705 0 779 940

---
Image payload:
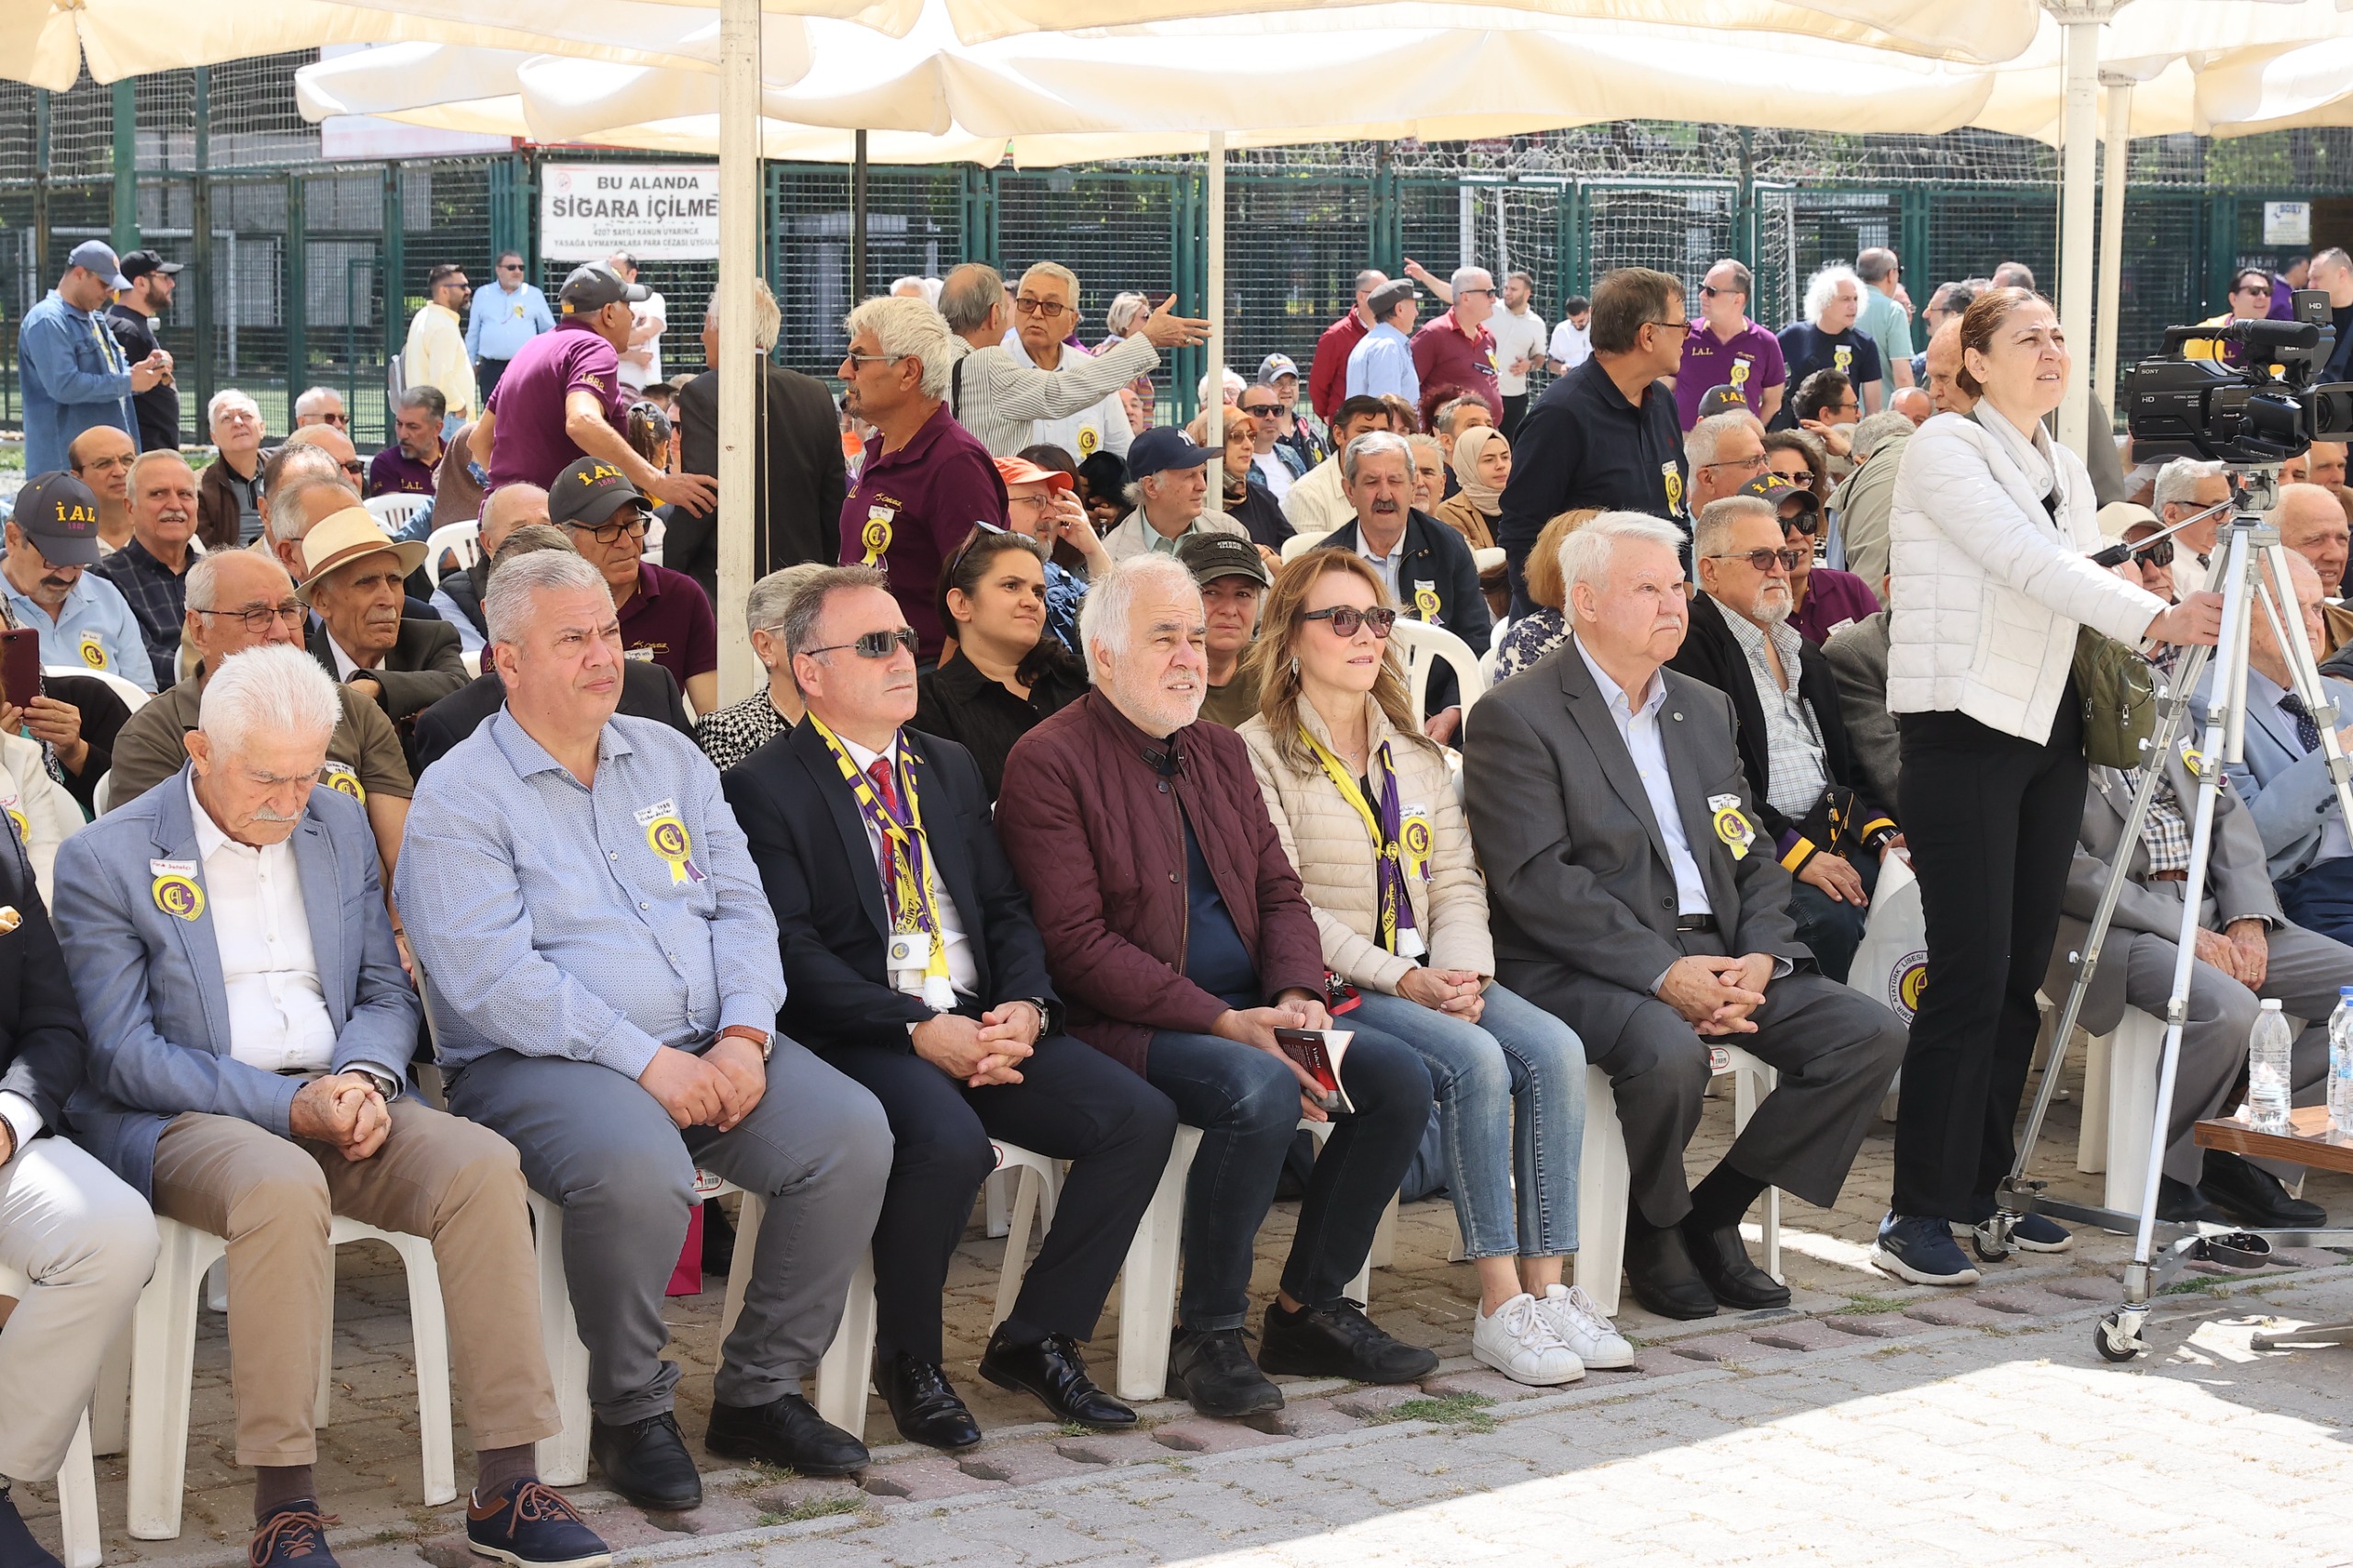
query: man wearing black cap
1100 428 1250 563
0 472 155 691
108 250 185 452
470 262 716 513
549 455 719 715
16 240 173 477
1178 534 1272 729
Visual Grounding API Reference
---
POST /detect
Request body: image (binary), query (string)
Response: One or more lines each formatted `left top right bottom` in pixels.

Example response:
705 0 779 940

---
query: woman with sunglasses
1190 405 1292 552
1238 550 1630 1386
915 531 1088 802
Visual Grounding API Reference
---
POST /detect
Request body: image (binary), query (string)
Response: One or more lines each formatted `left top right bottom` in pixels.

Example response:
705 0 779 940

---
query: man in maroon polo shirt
1412 267 1503 424
1672 259 1787 432
836 295 1007 663
548 454 720 714
1308 269 1384 426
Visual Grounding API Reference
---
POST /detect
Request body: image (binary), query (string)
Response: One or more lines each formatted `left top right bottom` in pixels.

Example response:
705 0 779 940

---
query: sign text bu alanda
540 164 722 262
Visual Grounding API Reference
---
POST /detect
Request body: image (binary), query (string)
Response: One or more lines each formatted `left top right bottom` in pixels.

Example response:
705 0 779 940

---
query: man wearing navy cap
108 250 185 452
0 472 156 690
550 456 719 716
1100 428 1251 563
16 241 173 476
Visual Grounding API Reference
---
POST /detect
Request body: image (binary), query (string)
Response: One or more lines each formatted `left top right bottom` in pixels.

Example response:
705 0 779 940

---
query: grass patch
2159 1277 2232 1298
1367 1392 1498 1433
1842 1292 1909 1315
1057 1421 1092 1437
756 1495 864 1527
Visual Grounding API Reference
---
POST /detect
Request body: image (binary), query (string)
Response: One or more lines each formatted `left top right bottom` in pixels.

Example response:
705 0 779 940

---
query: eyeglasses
1302 605 1398 639
840 351 903 370
318 413 349 429
193 602 305 633
1699 452 1769 476
2131 537 2176 567
1646 319 1695 337
499 262 525 272
1457 287 1498 299
1708 548 1806 573
74 453 135 474
803 626 919 660
1013 296 1072 317
562 512 650 545
339 459 368 478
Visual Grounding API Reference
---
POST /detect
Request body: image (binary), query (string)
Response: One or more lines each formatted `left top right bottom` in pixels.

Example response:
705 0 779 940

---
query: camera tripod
1984 467 2353 1362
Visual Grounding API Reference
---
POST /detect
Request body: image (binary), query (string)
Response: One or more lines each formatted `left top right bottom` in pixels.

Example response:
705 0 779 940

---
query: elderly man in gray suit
51 644 608 1568
1464 511 1904 1322
2044 740 2353 1232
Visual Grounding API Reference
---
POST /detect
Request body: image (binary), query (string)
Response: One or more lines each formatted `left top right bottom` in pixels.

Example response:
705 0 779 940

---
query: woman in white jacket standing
1240 550 1631 1386
1877 288 2222 1286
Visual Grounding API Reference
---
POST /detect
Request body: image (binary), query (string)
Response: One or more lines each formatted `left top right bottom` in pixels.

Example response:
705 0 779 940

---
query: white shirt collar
324 632 369 681
187 773 251 864
1574 636 1665 720
837 733 902 777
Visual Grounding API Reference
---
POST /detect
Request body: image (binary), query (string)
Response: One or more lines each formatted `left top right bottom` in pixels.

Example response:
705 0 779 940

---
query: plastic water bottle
2330 987 2353 1137
2250 998 2295 1135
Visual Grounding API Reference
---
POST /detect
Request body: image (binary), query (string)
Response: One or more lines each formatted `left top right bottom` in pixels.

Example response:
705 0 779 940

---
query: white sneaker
1472 1291 1586 1386
1533 1283 1635 1369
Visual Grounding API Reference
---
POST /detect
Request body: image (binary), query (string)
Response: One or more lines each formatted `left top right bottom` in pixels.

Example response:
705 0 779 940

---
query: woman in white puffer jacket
1875 287 2221 1288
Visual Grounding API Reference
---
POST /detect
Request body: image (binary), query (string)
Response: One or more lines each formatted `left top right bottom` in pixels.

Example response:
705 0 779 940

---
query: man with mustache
1668 495 1900 986
298 507 467 734
93 449 201 688
0 471 155 690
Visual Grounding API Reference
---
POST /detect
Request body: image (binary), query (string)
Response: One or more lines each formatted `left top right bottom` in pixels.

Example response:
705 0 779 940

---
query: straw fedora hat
294 507 430 606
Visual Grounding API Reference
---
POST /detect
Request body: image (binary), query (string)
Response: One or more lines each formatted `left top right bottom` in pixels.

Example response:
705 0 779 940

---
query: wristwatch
352 1067 400 1101
719 1024 773 1062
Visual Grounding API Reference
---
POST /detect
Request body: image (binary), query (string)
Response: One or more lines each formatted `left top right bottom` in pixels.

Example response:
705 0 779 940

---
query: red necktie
868 757 900 893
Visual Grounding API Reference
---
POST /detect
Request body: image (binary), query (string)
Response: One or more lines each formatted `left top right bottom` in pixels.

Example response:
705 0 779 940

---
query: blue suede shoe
465 1480 611 1568
248 1501 341 1567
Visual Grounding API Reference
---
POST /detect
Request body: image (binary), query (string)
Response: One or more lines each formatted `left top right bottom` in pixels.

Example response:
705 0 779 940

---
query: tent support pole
1206 131 1225 449
2095 74 2134 433
2052 1 2116 459
717 0 761 705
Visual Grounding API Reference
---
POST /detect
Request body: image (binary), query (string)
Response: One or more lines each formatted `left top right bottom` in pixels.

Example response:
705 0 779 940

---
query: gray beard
1752 591 1793 626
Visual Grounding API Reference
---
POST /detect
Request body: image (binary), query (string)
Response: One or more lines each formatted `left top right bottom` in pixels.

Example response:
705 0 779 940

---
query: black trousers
818 1031 1178 1362
476 356 511 400
1500 392 1529 440
1892 690 2085 1221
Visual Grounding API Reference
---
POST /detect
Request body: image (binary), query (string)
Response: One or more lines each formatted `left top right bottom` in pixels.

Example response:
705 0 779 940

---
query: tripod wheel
2094 1312 2143 1363
1972 1230 2010 1264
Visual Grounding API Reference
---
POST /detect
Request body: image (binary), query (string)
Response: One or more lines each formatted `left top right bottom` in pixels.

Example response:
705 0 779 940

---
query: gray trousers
2109 895 2353 1183
449 1044 892 1426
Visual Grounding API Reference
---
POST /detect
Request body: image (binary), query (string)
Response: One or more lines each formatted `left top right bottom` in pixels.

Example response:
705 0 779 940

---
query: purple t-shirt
839 402 1008 660
1674 319 1787 430
483 320 633 493
368 446 437 499
1791 565 1881 646
617 562 718 691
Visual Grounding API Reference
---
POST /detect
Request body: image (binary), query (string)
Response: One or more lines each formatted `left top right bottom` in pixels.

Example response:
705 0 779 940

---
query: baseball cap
67 240 131 291
550 455 651 528
994 455 1074 493
1127 426 1212 480
119 249 184 282
1368 280 1418 318
1256 354 1300 386
10 472 104 566
1696 385 1750 420
1742 472 1821 525
2097 500 2160 543
1177 533 1271 589
559 262 650 314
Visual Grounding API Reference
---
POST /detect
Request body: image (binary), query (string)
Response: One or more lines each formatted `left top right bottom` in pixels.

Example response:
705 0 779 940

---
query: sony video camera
2124 288 2353 465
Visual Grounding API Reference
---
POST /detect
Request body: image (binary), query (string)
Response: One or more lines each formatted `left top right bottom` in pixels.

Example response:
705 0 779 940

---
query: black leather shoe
2200 1150 2328 1228
1624 1224 1719 1320
706 1392 870 1476
978 1327 1136 1429
1168 1326 1284 1417
875 1353 982 1451
1682 1220 1792 1310
590 1411 702 1511
1258 1300 1439 1384
0 1487 66 1568
2156 1176 2233 1226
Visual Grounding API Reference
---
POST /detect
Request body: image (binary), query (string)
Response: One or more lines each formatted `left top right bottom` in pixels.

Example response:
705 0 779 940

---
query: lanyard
1300 727 1426 958
86 310 124 379
808 714 956 1008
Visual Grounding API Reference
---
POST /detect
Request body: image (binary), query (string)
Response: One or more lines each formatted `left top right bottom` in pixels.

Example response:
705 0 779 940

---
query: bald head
2251 547 2326 687
480 484 551 558
284 423 359 470
1925 318 1972 415
2276 483 2350 597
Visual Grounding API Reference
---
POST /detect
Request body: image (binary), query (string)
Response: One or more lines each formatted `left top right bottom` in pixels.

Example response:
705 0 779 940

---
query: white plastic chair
0 1261 102 1567
1110 1127 1203 1403
1386 617 1486 726
422 519 480 576
87 770 113 816
363 494 432 540
126 1213 455 1540
1573 1049 1781 1319
44 666 150 713
1279 529 1336 563
460 649 482 679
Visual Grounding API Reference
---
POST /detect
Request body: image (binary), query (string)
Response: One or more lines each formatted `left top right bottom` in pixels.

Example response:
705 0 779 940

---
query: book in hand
1275 1028 1356 1116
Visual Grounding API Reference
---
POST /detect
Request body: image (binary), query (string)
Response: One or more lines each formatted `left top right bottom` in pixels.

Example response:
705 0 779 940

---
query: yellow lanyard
1300 728 1422 956
808 715 954 1006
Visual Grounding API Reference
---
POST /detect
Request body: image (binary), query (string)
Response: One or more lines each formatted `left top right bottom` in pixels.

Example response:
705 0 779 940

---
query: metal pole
2095 74 2134 433
111 79 140 256
1205 131 1225 448
850 129 870 302
2052 3 2112 459
716 0 761 705
191 66 213 445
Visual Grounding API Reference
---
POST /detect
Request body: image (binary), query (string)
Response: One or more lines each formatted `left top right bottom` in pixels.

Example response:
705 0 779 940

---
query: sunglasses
1302 605 1398 639
1697 283 1744 299
1240 403 1282 416
805 626 919 660
1709 548 1807 572
2131 537 2176 567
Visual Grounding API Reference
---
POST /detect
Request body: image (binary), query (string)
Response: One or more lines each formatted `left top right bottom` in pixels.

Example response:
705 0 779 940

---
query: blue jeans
1347 984 1585 1260
1788 847 1881 986
1145 1027 1432 1331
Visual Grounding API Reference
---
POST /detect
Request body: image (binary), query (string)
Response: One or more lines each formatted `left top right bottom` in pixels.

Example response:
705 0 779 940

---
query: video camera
2124 288 2353 465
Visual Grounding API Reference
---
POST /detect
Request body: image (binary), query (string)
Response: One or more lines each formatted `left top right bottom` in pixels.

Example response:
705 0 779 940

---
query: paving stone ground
18 1051 2353 1566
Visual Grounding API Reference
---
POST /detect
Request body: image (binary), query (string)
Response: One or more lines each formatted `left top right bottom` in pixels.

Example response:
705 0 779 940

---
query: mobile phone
0 629 40 710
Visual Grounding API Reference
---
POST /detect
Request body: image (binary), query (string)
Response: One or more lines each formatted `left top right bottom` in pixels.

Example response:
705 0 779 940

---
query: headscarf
1453 426 1508 516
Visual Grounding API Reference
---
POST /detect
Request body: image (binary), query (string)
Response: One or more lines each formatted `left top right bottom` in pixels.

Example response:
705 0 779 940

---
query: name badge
1401 810 1434 881
2179 736 2204 777
150 858 204 921
1661 462 1686 518
623 646 654 662
77 631 108 671
0 790 25 847
860 505 895 566
1413 581 1440 622
1707 792 1754 861
634 799 705 886
887 933 924 968
319 760 366 804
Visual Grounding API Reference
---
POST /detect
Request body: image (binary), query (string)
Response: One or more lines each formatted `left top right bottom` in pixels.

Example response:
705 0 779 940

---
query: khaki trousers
149 1100 558 1467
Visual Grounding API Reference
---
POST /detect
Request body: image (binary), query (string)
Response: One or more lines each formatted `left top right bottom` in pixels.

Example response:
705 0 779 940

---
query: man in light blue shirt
464 250 556 403
1346 280 1422 405
1 470 157 689
16 241 172 476
396 546 890 1506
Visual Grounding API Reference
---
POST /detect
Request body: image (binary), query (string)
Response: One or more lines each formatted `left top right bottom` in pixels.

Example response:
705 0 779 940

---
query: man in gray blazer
2045 743 2351 1231
1465 511 1904 1322
1823 603 1901 809
51 645 606 1568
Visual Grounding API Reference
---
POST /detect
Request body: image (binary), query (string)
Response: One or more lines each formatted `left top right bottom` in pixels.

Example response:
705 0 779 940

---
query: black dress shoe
978 1326 1136 1429
1168 1326 1284 1417
2156 1176 2233 1226
706 1391 870 1476
2200 1150 2329 1228
0 1487 65 1568
1258 1300 1439 1384
875 1353 983 1450
590 1411 703 1510
1682 1221 1792 1310
1624 1224 1719 1320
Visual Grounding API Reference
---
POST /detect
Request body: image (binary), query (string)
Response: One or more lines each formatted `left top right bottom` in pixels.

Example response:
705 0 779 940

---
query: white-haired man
996 555 1439 1421
2154 457 2232 598
1682 410 1770 519
290 387 347 431
1008 262 1132 461
838 293 1012 661
1412 265 1503 425
1777 266 1883 426
1463 511 1904 1320
398 550 892 1505
55 643 606 1568
197 389 267 551
91 449 200 688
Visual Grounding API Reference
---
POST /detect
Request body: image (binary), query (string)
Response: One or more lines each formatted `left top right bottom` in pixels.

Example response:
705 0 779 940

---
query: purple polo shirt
483 319 633 493
368 445 438 499
1674 318 1787 430
1790 565 1881 645
839 401 1008 660
1410 312 1502 420
617 561 718 691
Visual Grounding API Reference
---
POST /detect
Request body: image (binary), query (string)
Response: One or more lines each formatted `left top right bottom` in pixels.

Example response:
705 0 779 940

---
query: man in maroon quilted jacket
996 554 1438 1422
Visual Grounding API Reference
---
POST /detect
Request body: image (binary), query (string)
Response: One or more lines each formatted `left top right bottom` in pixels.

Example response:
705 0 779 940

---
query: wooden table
2194 1108 2353 1175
